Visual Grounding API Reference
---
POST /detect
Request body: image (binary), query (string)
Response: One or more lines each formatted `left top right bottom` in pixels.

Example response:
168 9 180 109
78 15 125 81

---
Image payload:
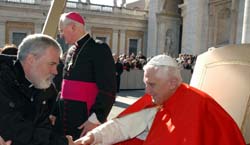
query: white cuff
88 113 101 125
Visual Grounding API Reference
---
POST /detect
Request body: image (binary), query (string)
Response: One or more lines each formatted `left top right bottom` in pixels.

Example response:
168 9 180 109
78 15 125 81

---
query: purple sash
61 79 98 113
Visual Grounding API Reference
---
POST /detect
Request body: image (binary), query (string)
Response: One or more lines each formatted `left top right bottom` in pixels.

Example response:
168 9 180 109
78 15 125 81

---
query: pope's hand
74 133 94 145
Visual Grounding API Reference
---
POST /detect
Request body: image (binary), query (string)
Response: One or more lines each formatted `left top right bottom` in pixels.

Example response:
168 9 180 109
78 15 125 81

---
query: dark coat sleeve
0 89 68 145
89 42 117 123
0 65 68 145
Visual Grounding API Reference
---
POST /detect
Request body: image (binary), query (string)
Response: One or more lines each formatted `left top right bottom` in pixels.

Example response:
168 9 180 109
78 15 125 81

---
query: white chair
190 44 250 144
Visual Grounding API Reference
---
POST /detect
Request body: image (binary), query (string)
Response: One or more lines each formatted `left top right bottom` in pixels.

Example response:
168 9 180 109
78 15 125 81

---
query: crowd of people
116 53 197 73
0 44 196 74
0 11 247 145
117 52 147 71
176 53 196 72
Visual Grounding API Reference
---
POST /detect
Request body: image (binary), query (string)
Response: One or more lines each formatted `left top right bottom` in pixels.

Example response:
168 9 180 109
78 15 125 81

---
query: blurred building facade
0 0 249 57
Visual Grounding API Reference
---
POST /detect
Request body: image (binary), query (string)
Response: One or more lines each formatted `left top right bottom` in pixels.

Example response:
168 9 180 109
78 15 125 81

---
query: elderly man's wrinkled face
144 67 173 105
28 47 60 89
59 23 75 45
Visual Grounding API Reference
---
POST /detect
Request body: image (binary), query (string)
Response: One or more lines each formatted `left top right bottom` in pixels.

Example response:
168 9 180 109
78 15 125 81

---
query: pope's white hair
145 54 178 67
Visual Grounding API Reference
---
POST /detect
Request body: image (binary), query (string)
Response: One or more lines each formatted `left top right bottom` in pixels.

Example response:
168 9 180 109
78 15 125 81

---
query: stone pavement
107 89 145 119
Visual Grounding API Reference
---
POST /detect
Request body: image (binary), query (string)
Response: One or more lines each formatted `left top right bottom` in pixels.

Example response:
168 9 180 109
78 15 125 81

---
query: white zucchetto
146 55 178 67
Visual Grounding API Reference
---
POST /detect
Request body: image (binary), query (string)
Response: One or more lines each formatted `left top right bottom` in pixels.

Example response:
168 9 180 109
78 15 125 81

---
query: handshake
67 133 94 145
